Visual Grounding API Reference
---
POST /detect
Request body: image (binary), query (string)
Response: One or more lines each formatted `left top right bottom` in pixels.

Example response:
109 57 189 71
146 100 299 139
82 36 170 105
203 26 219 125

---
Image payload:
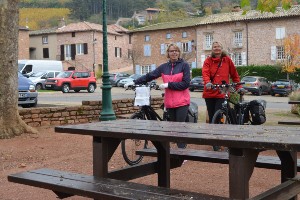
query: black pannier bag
186 101 198 123
249 100 266 125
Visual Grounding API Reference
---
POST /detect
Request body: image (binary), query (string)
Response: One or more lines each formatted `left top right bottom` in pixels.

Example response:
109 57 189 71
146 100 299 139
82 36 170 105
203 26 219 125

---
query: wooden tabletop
55 119 300 151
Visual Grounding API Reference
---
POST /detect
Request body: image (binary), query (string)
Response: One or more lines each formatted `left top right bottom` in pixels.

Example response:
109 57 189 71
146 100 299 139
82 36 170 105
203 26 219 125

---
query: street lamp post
100 0 116 121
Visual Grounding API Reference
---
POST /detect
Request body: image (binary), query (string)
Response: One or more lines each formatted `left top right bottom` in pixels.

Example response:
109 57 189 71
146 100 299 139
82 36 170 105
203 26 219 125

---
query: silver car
241 76 271 96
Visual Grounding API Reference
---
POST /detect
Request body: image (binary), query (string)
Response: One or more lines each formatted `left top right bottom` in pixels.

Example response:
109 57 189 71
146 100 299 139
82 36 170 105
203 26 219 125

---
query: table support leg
152 141 170 188
277 151 297 200
229 148 259 199
93 137 120 177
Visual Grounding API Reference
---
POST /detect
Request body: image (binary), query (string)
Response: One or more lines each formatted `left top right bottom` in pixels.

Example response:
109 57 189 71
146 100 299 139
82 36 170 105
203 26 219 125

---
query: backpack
249 100 266 125
186 101 198 123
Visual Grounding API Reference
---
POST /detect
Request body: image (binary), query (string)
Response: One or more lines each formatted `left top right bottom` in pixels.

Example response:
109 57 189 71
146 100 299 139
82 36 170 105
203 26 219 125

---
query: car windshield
192 77 203 81
275 81 289 85
129 74 141 79
242 77 257 82
30 72 46 77
57 71 72 78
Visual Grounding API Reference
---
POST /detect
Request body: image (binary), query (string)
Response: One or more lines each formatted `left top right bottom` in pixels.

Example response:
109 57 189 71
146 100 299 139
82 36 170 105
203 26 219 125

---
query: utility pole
100 0 116 121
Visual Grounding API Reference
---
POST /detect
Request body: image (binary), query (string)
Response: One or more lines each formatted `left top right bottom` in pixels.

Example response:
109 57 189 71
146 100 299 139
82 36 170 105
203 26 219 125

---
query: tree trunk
0 0 36 139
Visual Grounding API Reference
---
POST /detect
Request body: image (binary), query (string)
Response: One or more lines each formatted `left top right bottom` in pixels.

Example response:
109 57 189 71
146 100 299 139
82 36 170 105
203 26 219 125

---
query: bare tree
0 0 36 139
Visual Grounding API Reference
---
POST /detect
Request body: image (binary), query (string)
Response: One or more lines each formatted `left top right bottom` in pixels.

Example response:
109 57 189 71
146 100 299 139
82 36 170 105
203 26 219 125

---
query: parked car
44 71 97 93
29 71 61 90
189 76 204 92
18 72 38 108
109 73 130 86
241 76 271 96
118 74 156 88
270 79 296 96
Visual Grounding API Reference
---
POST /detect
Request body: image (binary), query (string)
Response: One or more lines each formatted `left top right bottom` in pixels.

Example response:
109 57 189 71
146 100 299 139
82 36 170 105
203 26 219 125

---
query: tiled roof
29 22 129 36
132 5 300 33
29 28 57 36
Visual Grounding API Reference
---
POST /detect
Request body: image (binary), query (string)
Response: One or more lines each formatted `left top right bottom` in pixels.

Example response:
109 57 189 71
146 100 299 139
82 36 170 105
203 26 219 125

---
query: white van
18 60 63 76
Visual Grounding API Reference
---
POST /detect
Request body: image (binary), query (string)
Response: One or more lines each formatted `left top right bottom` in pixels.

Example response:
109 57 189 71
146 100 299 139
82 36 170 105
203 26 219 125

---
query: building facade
18 26 30 59
131 6 300 74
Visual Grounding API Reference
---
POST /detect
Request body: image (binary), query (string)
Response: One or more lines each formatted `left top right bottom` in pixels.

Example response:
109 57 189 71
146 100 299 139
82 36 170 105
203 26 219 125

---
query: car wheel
30 100 38 107
74 89 80 93
87 84 95 93
189 88 194 92
257 88 262 96
35 83 43 90
271 91 275 96
62 84 70 93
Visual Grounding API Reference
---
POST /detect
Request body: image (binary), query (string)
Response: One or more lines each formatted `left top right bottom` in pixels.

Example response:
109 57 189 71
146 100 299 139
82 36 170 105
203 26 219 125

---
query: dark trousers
205 98 224 123
167 105 189 148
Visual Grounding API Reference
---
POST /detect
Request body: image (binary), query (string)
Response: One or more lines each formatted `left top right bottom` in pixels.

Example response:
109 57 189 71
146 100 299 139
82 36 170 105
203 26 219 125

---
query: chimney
232 5 242 12
59 18 66 28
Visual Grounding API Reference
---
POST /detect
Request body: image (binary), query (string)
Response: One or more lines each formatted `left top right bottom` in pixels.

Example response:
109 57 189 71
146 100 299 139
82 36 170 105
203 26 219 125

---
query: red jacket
202 55 241 98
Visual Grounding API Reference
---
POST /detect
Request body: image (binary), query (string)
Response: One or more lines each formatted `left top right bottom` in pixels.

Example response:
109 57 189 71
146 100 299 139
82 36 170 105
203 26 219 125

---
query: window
142 65 151 74
182 32 187 38
72 32 75 37
47 72 55 78
145 35 150 42
144 45 151 56
128 49 132 59
166 33 171 39
76 44 84 55
204 34 213 49
276 27 285 39
129 35 132 44
277 46 285 60
232 52 242 66
234 32 243 47
182 42 189 52
65 44 71 60
43 48 49 58
42 36 48 44
115 47 122 58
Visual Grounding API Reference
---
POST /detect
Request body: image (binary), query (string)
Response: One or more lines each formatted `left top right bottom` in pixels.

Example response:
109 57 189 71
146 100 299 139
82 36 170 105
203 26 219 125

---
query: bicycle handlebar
125 83 156 91
212 81 245 89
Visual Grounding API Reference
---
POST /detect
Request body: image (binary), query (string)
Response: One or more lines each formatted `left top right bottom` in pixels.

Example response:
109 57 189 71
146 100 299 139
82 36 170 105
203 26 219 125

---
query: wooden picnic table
55 119 300 199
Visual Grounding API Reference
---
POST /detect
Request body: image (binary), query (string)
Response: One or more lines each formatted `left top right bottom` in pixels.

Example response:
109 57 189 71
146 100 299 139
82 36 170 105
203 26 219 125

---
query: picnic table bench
278 101 300 125
136 148 300 171
8 168 227 200
7 120 300 199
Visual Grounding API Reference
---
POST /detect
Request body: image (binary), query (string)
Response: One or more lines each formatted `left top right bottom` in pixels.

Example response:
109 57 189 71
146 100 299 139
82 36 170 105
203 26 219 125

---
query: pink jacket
162 73 190 108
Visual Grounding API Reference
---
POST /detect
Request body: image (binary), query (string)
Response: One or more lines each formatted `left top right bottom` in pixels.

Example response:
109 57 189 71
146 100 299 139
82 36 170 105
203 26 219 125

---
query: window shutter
271 46 276 60
84 43 88 54
241 52 247 66
120 48 122 58
188 41 192 52
191 62 196 69
115 47 117 57
200 55 205 68
60 45 65 61
151 64 156 71
160 44 165 54
71 44 76 60
135 65 141 74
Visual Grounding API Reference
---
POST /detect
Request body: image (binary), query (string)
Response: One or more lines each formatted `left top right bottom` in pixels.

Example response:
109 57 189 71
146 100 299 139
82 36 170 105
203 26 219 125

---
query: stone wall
19 97 164 127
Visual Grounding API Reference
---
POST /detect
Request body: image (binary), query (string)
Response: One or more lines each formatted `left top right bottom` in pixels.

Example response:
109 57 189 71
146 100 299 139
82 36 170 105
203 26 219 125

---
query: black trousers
167 105 189 148
205 98 224 123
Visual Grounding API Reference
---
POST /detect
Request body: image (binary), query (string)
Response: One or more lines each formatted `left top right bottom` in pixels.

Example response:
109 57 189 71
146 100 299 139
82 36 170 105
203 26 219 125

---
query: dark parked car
241 76 271 96
271 79 296 96
189 76 204 92
109 73 130 86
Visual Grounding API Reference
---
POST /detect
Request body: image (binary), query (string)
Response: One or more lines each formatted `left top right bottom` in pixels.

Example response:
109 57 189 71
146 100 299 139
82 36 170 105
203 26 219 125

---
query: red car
44 71 97 93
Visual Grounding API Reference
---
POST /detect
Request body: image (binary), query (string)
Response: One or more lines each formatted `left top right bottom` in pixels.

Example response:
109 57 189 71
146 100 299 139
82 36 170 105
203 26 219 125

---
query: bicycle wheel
211 109 232 124
211 109 232 151
121 113 148 165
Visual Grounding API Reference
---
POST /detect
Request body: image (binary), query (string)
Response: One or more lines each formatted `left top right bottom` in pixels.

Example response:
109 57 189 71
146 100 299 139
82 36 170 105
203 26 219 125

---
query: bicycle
121 84 169 165
210 81 251 151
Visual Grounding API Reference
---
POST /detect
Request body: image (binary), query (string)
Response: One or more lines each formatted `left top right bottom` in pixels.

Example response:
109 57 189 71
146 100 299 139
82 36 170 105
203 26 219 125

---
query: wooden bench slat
278 121 300 125
136 148 300 171
8 168 228 200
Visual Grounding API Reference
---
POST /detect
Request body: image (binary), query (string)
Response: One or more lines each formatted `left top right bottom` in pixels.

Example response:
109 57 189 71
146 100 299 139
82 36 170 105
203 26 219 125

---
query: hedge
192 65 300 83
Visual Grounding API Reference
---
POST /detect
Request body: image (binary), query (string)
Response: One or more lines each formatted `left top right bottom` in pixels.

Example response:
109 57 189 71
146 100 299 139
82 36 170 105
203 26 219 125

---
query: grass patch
37 89 57 92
